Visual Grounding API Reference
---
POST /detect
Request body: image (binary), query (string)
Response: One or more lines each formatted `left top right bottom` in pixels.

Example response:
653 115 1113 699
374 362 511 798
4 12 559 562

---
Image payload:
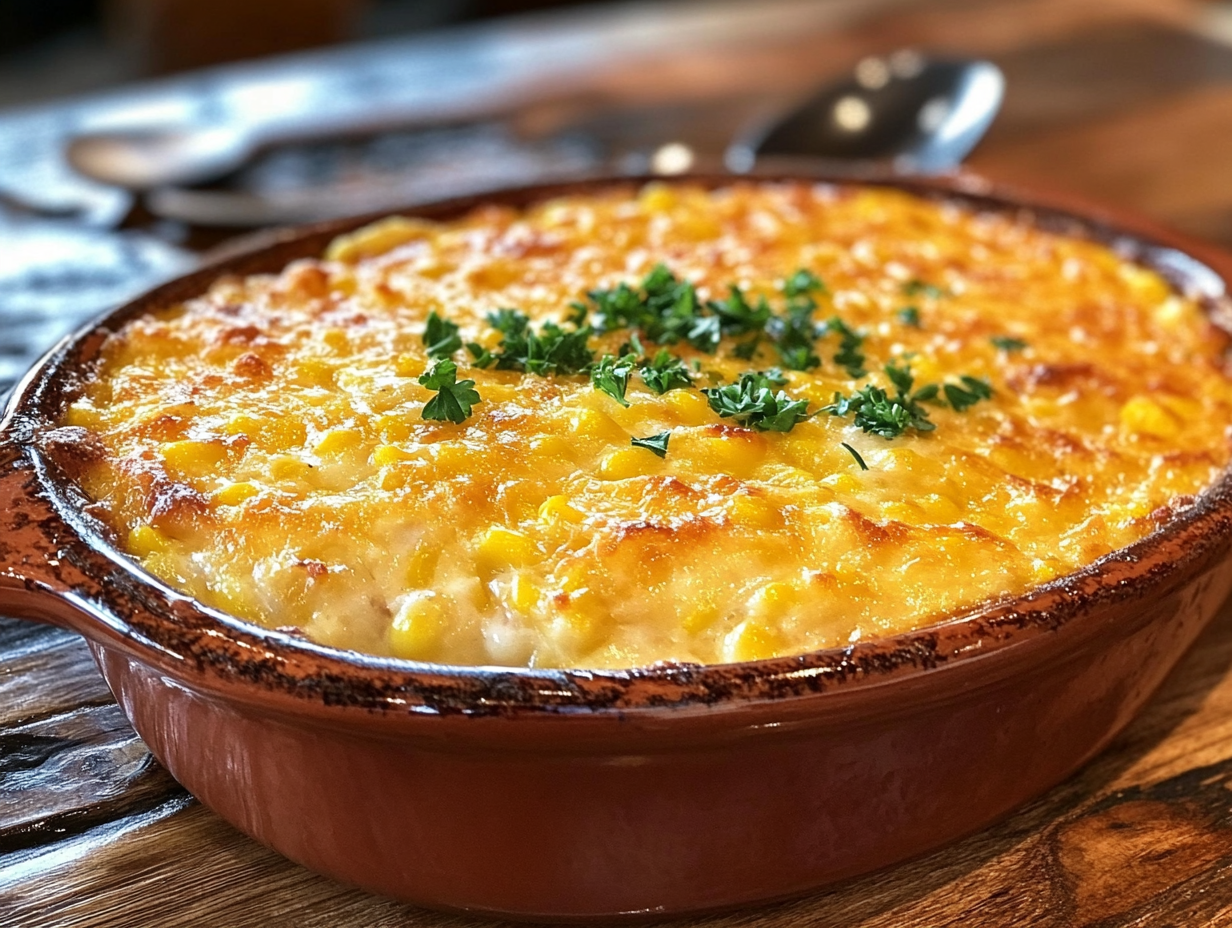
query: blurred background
6 0 1232 386
0 0 613 105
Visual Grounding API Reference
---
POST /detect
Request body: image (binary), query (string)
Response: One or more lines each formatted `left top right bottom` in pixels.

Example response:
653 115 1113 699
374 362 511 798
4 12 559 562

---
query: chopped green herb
418 359 481 424
824 362 937 439
991 336 1028 352
703 371 813 432
466 342 494 368
708 284 773 336
943 375 994 412
903 279 946 299
631 430 671 458
590 353 638 406
481 309 595 375
423 311 462 359
823 316 867 378
566 301 589 327
640 349 694 394
488 308 530 338
732 334 762 360
841 442 869 470
783 269 826 300
897 306 921 327
619 331 647 358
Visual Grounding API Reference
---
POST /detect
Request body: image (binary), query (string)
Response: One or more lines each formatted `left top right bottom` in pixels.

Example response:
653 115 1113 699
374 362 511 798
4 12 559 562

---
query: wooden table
9 0 1232 924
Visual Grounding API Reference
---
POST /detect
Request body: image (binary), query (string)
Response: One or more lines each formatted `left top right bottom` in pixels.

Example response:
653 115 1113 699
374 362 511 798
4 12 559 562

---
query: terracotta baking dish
4 172 1232 920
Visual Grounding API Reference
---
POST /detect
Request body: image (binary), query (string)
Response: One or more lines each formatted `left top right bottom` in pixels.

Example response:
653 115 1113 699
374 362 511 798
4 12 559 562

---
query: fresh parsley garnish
631 430 671 458
709 284 773 337
783 269 826 301
903 279 947 299
475 308 595 375
590 353 638 406
897 306 921 328
991 336 1027 352
418 359 481 424
640 349 693 394
732 335 762 360
841 442 869 470
943 375 994 411
823 316 867 378
586 264 715 351
703 371 812 432
825 363 937 439
423 311 462 359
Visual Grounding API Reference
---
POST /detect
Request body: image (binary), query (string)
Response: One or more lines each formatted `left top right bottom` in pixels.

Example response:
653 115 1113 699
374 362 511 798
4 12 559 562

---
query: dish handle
0 430 98 632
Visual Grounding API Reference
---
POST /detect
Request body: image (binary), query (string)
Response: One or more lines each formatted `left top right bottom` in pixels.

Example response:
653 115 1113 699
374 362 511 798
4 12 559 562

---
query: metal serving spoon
727 51 1004 174
67 52 1003 195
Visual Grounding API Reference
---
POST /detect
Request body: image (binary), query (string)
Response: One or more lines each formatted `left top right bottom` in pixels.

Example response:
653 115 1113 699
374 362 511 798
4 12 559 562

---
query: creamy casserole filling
63 183 1232 668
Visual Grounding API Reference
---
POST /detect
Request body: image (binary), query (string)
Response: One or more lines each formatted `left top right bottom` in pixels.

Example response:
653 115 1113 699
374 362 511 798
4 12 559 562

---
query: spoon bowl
727 52 1004 173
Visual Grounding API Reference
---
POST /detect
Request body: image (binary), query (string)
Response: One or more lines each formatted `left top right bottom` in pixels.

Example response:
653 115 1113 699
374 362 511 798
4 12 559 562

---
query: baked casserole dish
3 173 1232 917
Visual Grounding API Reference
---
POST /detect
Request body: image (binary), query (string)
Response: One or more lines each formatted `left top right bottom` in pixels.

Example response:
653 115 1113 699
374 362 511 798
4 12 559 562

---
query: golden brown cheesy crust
64 183 1232 668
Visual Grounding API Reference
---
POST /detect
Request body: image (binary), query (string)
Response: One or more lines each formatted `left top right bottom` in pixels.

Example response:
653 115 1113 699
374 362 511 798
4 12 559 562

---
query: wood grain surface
9 0 1232 924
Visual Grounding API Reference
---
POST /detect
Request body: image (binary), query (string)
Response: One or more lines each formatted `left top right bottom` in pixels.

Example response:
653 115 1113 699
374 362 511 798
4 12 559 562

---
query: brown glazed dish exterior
4 172 1232 919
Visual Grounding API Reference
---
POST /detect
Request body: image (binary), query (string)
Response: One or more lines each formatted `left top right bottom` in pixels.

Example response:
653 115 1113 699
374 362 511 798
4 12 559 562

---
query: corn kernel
394 353 421 378
375 413 413 444
664 389 711 425
213 481 259 507
724 619 783 662
269 455 312 482
161 439 226 476
729 494 780 529
389 593 445 660
571 408 625 442
682 597 718 633
65 401 101 430
539 494 585 525
326 216 439 263
599 448 657 480
373 444 415 467
404 546 440 587
476 526 538 571
1120 396 1180 438
127 524 167 557
822 473 861 494
509 573 540 614
296 358 336 388
918 493 962 523
321 328 349 352
314 428 363 457
639 183 676 213
530 435 572 462
693 436 760 476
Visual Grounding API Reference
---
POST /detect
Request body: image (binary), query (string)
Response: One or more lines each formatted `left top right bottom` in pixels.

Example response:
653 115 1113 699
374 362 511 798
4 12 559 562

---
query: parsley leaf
823 316 867 378
732 335 762 360
418 360 481 424
423 311 462 359
897 306 921 327
703 371 813 432
841 442 869 470
903 279 947 299
631 430 671 458
991 336 1027 352
590 353 638 406
708 284 773 337
783 269 825 300
824 362 937 439
640 349 693 394
481 308 595 375
943 375 994 412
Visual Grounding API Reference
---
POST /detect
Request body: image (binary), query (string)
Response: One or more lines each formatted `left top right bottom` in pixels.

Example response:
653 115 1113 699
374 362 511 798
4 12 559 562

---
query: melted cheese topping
65 183 1232 669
